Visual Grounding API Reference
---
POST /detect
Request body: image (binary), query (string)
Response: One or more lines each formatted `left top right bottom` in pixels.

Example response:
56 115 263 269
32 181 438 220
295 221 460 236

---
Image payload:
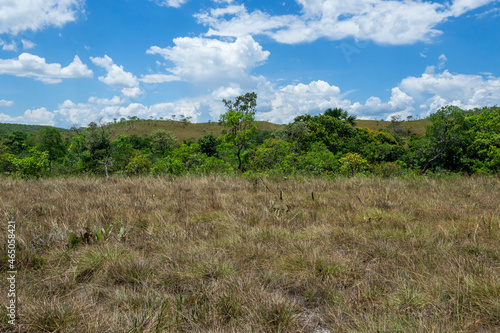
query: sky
0 0 499 128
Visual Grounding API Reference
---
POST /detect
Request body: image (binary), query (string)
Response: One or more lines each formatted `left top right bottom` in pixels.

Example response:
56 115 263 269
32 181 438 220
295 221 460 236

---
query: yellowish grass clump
0 175 499 332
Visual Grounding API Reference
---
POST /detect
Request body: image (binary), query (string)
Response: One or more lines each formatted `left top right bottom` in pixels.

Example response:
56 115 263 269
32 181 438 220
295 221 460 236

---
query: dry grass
356 119 429 137
1 175 499 332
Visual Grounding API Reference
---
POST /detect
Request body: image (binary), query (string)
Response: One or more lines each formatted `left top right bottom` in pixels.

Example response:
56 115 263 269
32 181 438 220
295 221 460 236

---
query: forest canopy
0 93 498 179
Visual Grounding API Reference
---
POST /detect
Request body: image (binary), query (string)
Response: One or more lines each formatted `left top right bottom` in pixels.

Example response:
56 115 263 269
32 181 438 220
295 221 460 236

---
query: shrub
125 152 151 175
339 152 369 176
150 156 185 176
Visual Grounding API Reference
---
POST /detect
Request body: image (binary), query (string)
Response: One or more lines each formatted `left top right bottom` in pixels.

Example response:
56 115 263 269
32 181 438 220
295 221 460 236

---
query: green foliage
4 131 32 154
111 136 135 171
68 224 126 248
37 127 66 168
324 107 357 126
339 153 369 176
84 122 114 179
409 106 474 173
1 105 499 179
150 130 179 157
467 107 500 173
150 156 185 176
219 92 257 171
125 151 151 175
192 156 234 175
292 113 357 153
198 133 219 157
9 147 50 178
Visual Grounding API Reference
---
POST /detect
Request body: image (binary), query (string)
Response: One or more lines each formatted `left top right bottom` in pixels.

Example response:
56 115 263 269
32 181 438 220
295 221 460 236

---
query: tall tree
219 92 257 171
150 130 178 157
37 127 65 171
324 108 357 126
85 121 113 180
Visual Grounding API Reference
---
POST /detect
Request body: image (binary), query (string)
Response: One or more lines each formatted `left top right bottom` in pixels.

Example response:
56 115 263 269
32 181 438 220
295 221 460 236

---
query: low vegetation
0 175 499 332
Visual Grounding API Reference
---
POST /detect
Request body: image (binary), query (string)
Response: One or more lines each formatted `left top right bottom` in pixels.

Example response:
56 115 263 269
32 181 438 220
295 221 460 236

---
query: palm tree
324 108 357 126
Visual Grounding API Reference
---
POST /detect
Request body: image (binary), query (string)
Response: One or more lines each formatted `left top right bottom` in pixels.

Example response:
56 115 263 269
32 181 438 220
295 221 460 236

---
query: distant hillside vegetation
0 123 68 135
356 118 430 137
80 119 287 142
3 118 430 141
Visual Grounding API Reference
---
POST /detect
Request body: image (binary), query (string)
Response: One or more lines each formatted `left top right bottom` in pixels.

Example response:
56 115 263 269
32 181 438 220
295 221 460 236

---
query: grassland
1 175 499 332
356 119 429 137
65 118 428 143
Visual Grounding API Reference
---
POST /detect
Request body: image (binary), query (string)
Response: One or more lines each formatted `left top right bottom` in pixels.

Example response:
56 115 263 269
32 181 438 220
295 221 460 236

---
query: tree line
0 92 498 179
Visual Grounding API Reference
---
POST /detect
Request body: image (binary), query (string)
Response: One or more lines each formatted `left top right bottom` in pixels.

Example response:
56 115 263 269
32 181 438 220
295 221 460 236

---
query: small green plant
68 224 126 248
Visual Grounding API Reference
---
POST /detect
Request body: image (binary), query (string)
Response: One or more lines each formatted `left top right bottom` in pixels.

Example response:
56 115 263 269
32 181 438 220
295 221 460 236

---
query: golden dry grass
0 175 499 332
356 119 429 137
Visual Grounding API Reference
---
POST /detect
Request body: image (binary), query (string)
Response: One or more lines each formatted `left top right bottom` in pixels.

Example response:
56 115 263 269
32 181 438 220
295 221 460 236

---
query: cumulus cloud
55 95 203 126
197 0 495 45
0 0 83 35
90 55 143 97
147 35 269 85
0 53 92 83
0 107 55 126
399 69 500 115
257 80 352 124
0 99 14 107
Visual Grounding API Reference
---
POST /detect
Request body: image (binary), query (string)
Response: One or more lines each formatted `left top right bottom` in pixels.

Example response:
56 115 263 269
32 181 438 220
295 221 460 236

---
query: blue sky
0 0 499 127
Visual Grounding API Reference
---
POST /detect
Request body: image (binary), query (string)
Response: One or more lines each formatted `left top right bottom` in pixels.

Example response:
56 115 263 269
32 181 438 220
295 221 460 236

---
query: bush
9 147 50 178
125 152 151 175
193 156 234 176
339 153 369 176
150 156 185 176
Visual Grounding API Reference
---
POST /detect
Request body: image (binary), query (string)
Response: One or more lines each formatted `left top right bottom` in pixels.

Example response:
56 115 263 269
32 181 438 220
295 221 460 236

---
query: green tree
150 130 178 157
219 92 257 171
37 127 66 171
198 133 219 157
10 147 50 178
5 131 32 155
84 121 113 180
409 105 472 173
324 108 357 126
111 136 135 171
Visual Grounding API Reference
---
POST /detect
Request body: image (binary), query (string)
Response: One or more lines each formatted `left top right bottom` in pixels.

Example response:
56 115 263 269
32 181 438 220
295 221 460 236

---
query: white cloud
475 7 500 19
438 54 447 69
90 55 138 88
21 39 36 50
0 99 14 107
350 87 415 120
90 55 144 97
0 53 92 83
198 0 495 45
139 73 179 83
399 69 500 115
0 0 83 35
121 87 143 98
87 96 124 106
151 0 188 8
147 35 270 85
257 80 352 124
55 95 203 126
0 107 55 126
0 39 16 51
